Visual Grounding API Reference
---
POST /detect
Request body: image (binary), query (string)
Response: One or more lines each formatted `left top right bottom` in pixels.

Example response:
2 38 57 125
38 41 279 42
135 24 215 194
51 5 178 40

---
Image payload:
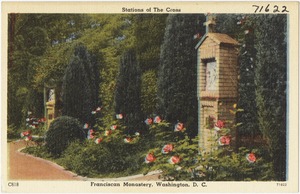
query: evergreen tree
115 50 142 134
132 15 167 116
157 14 205 137
216 14 260 142
254 14 287 181
62 45 99 125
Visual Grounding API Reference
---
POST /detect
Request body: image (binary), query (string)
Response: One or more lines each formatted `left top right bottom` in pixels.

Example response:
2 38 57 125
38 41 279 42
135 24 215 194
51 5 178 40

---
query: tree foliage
254 14 287 181
132 15 167 116
157 14 206 137
115 50 142 134
45 116 85 156
62 45 100 125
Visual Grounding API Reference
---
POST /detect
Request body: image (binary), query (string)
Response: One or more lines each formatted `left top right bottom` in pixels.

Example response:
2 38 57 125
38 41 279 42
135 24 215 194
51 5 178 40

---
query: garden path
7 140 161 181
8 140 81 180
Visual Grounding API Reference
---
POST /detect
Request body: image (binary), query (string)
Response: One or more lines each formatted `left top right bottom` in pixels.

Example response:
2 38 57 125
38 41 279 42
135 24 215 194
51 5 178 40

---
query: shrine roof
195 33 239 49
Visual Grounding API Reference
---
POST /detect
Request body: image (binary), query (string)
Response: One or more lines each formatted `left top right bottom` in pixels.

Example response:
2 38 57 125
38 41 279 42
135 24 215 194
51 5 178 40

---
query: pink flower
162 144 174 154
83 123 89 129
144 118 153 125
25 136 32 141
110 125 117 130
154 116 162 124
38 118 46 123
87 129 95 139
145 153 156 163
105 130 112 136
21 130 32 137
96 107 102 112
246 153 256 163
124 137 133 143
168 156 180 164
214 120 225 131
95 137 103 144
218 136 231 146
116 114 123 119
174 122 184 132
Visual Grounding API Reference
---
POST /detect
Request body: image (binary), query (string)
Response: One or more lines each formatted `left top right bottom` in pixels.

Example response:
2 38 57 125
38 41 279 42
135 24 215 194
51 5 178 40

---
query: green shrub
143 119 274 181
58 132 146 177
22 145 52 159
57 118 147 177
7 125 20 140
45 116 85 156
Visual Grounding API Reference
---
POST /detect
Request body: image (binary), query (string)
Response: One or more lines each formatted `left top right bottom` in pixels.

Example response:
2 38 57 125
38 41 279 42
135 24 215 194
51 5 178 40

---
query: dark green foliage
235 15 260 139
254 14 287 181
193 147 274 181
8 14 89 128
59 140 145 177
144 120 273 181
132 15 167 115
115 50 142 134
133 14 168 72
62 45 99 125
157 14 206 137
7 125 21 140
45 116 85 156
216 14 260 139
216 14 287 180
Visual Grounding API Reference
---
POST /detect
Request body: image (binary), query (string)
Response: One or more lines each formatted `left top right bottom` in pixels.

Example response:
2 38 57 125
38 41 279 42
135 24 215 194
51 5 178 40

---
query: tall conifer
157 14 205 137
62 45 99 125
254 14 287 180
115 50 142 134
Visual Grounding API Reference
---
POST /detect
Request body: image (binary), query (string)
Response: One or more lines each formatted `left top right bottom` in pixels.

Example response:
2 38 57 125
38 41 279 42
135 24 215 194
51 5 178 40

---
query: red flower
218 136 230 146
21 130 32 137
174 122 184 132
246 153 256 163
105 130 112 136
145 118 153 125
162 144 174 154
154 116 161 124
25 136 32 141
169 156 180 164
145 153 156 163
124 137 133 143
83 123 89 129
38 118 46 123
214 120 225 130
95 138 103 144
110 125 117 130
87 129 95 139
116 114 123 119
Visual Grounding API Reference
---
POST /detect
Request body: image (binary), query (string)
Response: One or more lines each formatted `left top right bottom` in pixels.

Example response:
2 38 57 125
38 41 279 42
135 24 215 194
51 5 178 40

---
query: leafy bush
143 118 274 181
58 138 145 177
57 119 147 177
45 116 85 156
22 145 52 159
7 125 20 140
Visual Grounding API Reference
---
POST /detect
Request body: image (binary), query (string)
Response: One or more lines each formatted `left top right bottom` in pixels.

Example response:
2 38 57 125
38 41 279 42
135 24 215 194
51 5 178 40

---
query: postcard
1 1 299 193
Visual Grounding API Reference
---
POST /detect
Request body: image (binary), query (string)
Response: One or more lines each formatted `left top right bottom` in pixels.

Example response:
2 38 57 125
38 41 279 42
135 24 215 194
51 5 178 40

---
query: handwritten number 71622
252 4 289 13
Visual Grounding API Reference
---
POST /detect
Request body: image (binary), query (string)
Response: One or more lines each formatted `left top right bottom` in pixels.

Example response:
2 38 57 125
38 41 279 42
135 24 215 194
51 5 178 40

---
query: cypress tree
62 45 99 125
254 14 287 181
157 14 205 137
216 14 261 142
115 50 142 134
